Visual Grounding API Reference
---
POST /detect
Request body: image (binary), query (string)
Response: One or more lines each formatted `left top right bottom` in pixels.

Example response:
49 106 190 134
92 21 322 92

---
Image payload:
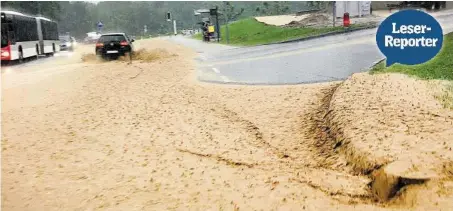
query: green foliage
222 1 244 22
306 1 329 10
196 18 347 46
256 2 290 16
371 32 453 80
1 1 312 39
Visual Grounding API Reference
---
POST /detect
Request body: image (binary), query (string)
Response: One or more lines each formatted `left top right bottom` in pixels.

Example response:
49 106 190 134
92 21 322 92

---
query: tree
222 1 244 22
256 1 290 16
220 1 244 44
307 1 331 12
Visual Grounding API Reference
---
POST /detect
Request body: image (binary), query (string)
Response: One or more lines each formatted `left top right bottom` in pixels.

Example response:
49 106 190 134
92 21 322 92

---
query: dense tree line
1 1 317 39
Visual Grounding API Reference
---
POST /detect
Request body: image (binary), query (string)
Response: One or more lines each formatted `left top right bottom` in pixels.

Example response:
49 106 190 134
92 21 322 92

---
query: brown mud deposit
2 38 452 210
322 72 453 207
81 48 176 64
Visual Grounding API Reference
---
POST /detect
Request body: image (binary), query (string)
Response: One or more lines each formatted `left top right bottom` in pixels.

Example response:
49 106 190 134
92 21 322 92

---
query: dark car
95 33 135 59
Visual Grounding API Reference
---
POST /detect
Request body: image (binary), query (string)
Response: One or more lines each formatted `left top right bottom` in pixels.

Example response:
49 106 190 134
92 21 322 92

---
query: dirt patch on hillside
286 14 330 27
256 13 382 28
323 72 453 205
255 14 310 26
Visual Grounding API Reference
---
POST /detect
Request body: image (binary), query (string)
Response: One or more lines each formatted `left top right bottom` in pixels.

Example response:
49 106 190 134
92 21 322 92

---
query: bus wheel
36 45 40 60
18 50 24 63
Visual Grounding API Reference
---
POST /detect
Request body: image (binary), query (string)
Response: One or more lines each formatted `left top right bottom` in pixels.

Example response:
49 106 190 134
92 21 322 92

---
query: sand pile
324 72 453 203
255 15 308 26
286 13 330 27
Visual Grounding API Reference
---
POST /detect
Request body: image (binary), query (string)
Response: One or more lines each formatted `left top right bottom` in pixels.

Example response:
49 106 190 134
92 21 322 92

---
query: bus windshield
1 23 8 48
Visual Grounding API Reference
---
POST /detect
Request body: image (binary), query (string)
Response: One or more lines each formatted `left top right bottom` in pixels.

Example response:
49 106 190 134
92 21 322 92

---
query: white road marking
208 66 230 82
212 67 220 73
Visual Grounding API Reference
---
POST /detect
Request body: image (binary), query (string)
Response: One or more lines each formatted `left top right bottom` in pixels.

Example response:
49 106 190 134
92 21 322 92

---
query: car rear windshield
59 36 70 42
99 35 126 42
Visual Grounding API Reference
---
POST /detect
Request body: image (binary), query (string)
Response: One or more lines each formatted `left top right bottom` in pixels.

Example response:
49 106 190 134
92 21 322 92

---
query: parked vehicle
84 31 101 44
95 33 135 60
59 35 76 51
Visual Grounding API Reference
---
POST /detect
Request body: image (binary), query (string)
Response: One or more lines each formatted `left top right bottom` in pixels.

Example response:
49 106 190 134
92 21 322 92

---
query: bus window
8 23 15 44
1 24 8 48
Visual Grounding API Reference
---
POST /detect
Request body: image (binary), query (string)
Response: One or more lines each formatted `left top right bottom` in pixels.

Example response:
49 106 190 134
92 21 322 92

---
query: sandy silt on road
3 38 396 211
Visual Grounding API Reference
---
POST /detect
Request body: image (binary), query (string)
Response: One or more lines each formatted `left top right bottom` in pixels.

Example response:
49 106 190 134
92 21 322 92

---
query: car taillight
96 43 104 47
120 41 128 46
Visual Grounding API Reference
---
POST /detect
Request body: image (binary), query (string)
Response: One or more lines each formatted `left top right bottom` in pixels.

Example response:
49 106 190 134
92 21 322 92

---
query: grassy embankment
193 18 367 46
371 32 453 109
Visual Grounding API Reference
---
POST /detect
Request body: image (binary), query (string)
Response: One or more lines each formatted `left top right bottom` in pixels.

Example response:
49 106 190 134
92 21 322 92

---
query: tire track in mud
170 83 377 205
176 148 256 168
305 84 358 174
213 105 292 159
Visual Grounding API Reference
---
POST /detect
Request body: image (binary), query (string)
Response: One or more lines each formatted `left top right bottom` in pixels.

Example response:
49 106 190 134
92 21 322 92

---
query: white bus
1 10 59 63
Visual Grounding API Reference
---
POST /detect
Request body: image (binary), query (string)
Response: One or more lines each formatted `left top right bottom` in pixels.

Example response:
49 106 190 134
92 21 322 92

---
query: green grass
434 83 453 109
371 32 453 80
193 18 369 46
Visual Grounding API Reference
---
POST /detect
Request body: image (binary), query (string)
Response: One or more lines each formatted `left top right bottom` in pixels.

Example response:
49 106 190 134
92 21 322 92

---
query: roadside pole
223 2 230 44
225 17 230 44
214 7 220 43
333 1 336 27
173 20 177 36
144 25 147 38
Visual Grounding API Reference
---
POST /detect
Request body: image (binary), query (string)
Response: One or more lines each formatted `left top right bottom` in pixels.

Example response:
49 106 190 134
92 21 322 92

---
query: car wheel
102 54 110 61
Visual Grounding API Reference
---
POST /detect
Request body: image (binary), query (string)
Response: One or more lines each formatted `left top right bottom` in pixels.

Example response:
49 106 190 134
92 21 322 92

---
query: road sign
97 21 104 30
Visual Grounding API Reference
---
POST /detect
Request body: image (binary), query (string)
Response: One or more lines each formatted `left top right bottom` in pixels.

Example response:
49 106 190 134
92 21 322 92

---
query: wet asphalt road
167 14 453 85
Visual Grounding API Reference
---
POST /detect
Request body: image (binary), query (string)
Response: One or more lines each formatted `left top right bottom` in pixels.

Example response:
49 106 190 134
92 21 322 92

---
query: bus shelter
194 8 221 42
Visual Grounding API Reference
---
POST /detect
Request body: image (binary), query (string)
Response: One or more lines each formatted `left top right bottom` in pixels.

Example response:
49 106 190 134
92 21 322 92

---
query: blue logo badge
376 9 443 66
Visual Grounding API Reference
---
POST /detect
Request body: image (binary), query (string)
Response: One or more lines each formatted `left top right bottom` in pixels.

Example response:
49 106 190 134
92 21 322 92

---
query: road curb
262 25 378 46
368 57 386 70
